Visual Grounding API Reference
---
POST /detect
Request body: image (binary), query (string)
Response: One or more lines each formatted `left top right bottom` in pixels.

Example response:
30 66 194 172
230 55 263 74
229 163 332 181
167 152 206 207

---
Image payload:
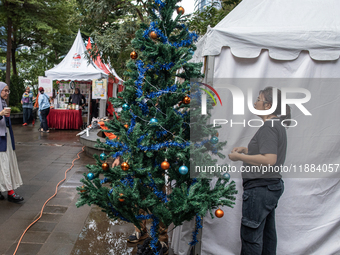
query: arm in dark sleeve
69 95 72 104
82 95 86 105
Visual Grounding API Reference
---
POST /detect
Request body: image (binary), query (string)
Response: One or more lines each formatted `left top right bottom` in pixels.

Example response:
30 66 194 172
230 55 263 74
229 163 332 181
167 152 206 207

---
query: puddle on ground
70 207 137 255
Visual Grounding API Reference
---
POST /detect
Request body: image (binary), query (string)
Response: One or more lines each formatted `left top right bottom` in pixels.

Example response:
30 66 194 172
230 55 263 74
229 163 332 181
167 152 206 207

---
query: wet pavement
0 122 166 255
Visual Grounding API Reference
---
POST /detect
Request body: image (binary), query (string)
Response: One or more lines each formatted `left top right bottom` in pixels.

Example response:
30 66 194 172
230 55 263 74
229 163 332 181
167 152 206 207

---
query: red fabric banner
47 109 83 129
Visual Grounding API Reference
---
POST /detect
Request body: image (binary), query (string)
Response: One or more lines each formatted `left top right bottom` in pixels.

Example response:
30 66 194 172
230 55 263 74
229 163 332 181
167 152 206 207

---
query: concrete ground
0 122 153 255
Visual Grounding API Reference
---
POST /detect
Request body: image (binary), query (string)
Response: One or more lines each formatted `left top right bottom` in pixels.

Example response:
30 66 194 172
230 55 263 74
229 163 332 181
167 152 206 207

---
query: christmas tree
77 0 237 253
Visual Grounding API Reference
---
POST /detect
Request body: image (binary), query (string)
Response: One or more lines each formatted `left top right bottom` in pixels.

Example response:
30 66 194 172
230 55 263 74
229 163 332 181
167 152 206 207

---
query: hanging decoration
130 51 138 60
121 162 130 171
177 6 185 15
102 163 109 171
215 209 224 218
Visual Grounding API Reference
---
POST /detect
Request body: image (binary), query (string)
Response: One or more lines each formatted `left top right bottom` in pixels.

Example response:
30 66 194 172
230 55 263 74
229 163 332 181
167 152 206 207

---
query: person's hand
112 157 120 168
0 108 10 116
50 105 54 109
231 147 248 154
228 151 241 161
21 100 23 104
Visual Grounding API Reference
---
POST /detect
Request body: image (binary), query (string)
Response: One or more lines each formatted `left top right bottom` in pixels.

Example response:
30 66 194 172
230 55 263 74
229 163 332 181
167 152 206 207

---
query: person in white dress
0 82 24 202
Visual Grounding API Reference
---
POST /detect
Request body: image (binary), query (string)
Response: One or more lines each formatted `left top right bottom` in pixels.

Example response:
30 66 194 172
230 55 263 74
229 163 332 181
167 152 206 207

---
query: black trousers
40 108 50 131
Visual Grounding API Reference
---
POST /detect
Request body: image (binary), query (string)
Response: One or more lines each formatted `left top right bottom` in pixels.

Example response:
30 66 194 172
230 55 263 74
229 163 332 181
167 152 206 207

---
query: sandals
39 128 49 133
127 230 148 243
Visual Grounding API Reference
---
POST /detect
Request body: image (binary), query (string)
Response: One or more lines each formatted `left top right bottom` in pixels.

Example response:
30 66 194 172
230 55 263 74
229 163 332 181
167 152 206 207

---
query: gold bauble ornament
102 162 109 171
182 96 191 104
161 161 170 170
215 209 224 218
119 193 125 202
130 51 138 60
121 162 130 171
150 31 158 39
177 7 185 15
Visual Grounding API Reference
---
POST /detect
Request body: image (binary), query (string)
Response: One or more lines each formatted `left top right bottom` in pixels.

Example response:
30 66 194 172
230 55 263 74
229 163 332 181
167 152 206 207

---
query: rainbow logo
197 82 222 115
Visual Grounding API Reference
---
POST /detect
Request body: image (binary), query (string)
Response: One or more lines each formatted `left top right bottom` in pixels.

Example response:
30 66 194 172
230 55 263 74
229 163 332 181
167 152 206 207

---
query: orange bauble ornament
177 7 185 15
215 209 224 218
124 124 129 129
215 132 219 137
102 162 109 171
130 51 138 60
182 96 190 104
161 161 170 170
80 186 86 193
150 31 158 39
119 193 125 202
121 162 130 171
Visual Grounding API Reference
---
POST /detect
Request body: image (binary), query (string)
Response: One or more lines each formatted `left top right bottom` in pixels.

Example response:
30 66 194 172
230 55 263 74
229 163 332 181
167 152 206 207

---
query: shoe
0 192 4 200
136 237 168 255
23 123 27 126
32 119 35 126
8 193 24 203
43 130 50 133
127 230 148 243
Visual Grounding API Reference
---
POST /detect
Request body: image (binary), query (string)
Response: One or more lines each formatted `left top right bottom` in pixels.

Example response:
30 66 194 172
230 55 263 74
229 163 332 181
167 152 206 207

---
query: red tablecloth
47 109 83 129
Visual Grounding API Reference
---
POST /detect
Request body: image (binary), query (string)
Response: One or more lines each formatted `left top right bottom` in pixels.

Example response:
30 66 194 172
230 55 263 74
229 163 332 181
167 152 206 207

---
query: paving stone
43 206 68 214
20 231 50 243
5 243 43 255
29 222 57 232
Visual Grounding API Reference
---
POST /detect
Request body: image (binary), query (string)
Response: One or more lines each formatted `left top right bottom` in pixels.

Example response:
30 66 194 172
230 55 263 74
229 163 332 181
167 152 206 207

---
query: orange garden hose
13 146 85 255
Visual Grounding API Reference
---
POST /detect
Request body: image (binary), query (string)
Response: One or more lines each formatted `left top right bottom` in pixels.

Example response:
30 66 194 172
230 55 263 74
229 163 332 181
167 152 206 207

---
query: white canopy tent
45 30 108 80
173 0 340 254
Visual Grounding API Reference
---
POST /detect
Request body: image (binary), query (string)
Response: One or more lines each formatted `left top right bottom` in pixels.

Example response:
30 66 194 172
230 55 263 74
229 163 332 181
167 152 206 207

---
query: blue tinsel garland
147 173 168 203
189 214 203 246
145 84 177 99
138 141 190 151
149 215 160 254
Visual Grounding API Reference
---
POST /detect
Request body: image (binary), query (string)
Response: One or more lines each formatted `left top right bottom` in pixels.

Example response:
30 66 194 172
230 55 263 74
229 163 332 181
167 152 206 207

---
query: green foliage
77 0 238 249
10 106 21 113
0 0 81 89
78 0 149 77
9 74 24 107
189 0 241 35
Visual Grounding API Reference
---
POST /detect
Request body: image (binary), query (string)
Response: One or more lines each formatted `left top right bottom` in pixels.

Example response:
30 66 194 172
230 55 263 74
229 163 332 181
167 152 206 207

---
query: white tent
173 0 340 254
45 30 108 80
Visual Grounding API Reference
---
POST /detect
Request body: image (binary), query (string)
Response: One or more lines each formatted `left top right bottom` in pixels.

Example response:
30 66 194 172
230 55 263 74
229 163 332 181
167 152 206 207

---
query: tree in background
77 0 237 253
189 0 242 35
0 0 81 92
77 0 150 78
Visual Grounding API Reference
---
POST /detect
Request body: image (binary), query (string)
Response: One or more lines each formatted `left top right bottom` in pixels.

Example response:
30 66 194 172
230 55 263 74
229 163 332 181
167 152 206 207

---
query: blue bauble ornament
122 103 130 111
210 136 219 144
223 172 230 181
100 153 106 160
150 118 158 125
188 49 194 55
179 165 188 175
87 173 94 180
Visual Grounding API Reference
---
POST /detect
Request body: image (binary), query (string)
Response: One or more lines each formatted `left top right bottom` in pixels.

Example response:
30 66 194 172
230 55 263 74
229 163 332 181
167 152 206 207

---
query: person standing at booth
228 87 289 255
69 88 86 108
0 82 24 202
38 87 51 133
